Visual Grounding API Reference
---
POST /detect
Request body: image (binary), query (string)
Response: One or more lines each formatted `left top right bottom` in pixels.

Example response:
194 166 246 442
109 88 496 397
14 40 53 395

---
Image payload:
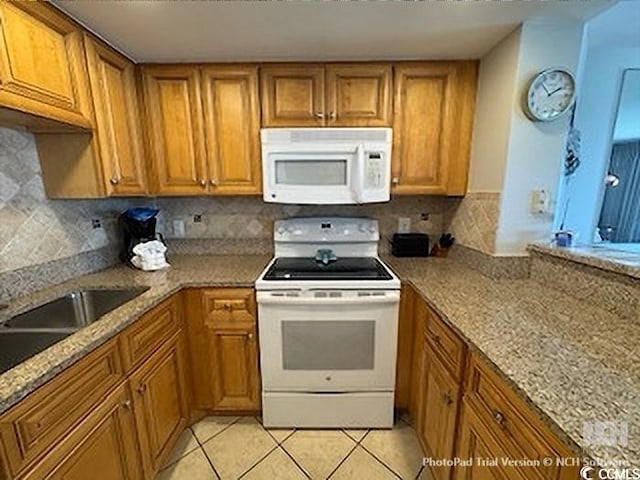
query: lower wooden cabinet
184 288 261 412
408 292 428 422
418 347 461 480
129 331 189 477
21 384 142 480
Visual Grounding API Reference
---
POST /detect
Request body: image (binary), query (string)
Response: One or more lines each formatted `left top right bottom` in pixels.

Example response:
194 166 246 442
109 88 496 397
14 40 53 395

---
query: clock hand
549 87 563 96
541 83 552 96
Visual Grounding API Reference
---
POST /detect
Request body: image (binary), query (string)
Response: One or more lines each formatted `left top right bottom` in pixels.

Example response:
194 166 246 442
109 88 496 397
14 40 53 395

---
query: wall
558 0 640 243
448 27 521 254
494 21 584 255
0 127 137 274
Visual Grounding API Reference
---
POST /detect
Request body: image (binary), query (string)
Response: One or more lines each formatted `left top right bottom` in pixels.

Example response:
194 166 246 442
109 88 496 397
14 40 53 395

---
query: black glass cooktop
263 257 393 281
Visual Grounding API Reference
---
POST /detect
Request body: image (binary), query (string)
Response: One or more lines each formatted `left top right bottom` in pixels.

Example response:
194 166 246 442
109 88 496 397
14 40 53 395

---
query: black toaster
391 233 430 257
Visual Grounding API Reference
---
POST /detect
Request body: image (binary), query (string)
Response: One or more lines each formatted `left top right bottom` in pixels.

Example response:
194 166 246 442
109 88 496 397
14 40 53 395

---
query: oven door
257 290 399 392
262 150 358 204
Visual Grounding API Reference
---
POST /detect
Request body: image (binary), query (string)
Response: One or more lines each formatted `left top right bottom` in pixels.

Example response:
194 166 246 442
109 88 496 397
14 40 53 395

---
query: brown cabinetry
392 62 477 195
261 63 392 127
0 1 91 129
184 288 261 412
83 35 147 195
21 385 142 480
36 34 148 198
130 332 190 477
142 64 262 196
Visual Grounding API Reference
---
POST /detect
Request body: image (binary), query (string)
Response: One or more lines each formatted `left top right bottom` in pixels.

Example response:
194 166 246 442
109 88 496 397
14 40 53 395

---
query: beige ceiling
54 0 614 63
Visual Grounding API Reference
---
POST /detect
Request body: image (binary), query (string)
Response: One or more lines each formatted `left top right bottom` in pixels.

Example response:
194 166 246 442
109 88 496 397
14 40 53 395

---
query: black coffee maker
119 208 165 265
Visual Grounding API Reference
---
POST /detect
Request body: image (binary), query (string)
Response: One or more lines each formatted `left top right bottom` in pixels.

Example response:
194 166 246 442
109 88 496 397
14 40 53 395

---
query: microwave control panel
364 152 385 189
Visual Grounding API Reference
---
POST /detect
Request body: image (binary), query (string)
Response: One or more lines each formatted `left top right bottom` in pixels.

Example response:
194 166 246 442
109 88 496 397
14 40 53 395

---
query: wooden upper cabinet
84 35 147 195
325 63 392 126
260 63 391 127
392 62 477 195
142 65 208 195
202 65 262 194
0 1 91 129
261 64 325 126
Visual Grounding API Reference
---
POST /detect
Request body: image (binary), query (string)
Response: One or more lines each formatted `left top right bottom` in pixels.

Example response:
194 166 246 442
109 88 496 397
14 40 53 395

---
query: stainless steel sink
2 287 149 330
0 287 149 374
0 331 71 374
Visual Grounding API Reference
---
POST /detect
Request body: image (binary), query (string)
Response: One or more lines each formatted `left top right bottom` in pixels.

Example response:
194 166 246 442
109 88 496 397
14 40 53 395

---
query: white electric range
255 217 400 428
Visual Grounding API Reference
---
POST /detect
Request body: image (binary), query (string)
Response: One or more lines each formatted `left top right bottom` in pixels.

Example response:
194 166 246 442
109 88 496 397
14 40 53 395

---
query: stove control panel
274 217 379 243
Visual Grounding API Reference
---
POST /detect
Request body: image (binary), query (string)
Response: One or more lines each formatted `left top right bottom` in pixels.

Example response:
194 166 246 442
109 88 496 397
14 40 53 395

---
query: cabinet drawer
424 306 466 380
0 339 124 476
202 288 256 325
464 354 574 480
120 294 182 370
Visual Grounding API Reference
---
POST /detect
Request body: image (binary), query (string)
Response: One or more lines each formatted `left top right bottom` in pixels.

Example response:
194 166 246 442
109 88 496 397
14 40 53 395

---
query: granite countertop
0 255 271 414
385 256 639 469
0 253 637 469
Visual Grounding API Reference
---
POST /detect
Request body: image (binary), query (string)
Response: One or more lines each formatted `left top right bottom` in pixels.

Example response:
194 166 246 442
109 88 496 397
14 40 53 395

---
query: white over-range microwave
260 127 392 204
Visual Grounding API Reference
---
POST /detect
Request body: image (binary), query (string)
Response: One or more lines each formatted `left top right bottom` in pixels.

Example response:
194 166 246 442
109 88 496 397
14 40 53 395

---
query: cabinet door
392 62 477 195
205 323 261 411
454 405 524 480
261 64 325 126
202 65 261 194
142 65 208 195
0 2 91 129
22 385 142 480
325 64 392 126
408 297 428 422
84 35 147 195
395 285 415 409
419 348 460 480
130 332 189 477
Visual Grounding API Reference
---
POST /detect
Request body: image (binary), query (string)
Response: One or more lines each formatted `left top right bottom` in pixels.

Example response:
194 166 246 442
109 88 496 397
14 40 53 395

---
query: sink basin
0 331 72 373
2 287 150 330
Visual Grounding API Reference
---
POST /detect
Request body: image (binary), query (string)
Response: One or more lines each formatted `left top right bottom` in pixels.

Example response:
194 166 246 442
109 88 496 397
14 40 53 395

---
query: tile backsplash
0 125 492 277
0 127 138 274
447 191 501 255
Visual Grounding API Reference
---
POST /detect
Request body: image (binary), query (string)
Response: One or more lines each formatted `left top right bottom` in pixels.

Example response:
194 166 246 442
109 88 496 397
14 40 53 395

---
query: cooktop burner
262 257 393 281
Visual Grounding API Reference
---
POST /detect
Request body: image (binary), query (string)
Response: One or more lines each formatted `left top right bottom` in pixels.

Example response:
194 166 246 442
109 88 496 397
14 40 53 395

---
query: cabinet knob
392 177 400 186
199 179 207 187
122 399 132 409
492 410 506 426
315 112 324 119
247 332 254 340
442 392 453 406
328 111 336 120
209 179 217 186
431 333 442 345
224 302 232 310
110 177 119 185
136 383 147 395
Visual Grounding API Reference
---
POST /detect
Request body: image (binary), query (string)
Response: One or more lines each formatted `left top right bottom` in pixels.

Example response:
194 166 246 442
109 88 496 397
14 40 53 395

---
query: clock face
526 69 576 121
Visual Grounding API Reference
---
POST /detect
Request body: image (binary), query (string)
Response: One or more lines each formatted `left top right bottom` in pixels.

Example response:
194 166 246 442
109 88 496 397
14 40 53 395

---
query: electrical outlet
91 219 101 229
420 213 430 221
398 217 411 234
193 214 203 223
173 219 185 237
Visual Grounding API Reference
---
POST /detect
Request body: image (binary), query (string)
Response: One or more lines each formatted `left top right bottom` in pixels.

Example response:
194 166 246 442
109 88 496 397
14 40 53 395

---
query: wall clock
524 68 576 122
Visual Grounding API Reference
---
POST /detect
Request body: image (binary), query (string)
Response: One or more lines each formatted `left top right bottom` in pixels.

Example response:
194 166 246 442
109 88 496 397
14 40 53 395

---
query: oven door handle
257 293 400 305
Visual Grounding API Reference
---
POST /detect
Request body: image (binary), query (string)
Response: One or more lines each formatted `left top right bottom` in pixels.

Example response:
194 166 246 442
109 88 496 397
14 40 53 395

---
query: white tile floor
156 416 433 480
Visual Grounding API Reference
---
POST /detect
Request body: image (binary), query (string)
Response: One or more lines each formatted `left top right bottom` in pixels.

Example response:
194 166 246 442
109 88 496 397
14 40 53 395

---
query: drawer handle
136 383 147 395
224 303 232 311
492 410 506 427
442 392 453 406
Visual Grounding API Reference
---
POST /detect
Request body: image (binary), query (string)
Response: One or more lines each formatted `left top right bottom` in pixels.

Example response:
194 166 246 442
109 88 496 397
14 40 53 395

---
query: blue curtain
599 140 640 242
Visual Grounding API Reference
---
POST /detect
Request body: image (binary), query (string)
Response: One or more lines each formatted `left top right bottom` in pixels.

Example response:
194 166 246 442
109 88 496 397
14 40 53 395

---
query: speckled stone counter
384 255 640 469
1 253 638 469
0 255 271 415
